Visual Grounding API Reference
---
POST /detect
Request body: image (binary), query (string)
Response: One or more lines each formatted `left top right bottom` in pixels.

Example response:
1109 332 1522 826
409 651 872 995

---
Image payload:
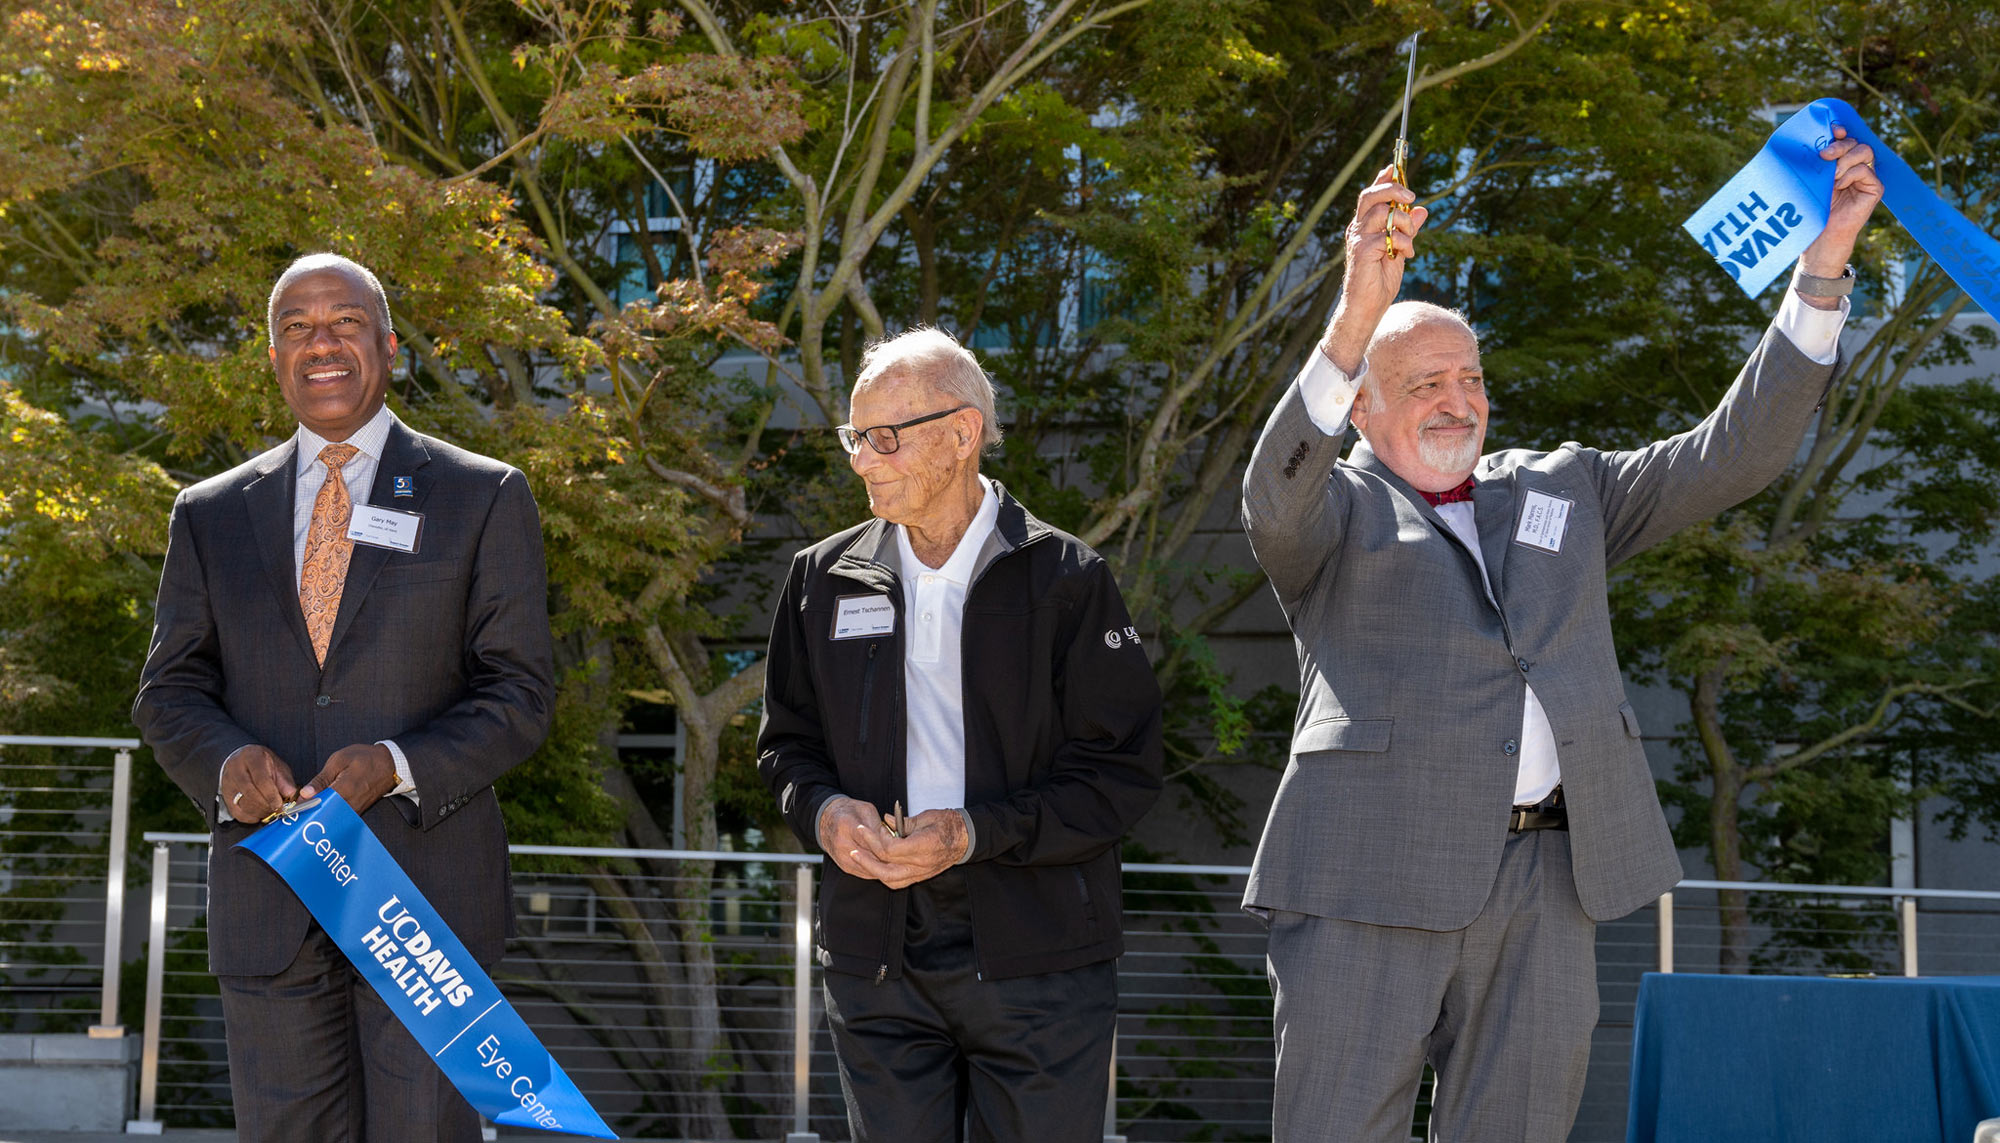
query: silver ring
232 791 245 806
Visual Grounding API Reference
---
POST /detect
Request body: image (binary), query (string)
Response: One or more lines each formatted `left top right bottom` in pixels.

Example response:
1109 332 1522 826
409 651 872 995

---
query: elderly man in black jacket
759 326 1164 1140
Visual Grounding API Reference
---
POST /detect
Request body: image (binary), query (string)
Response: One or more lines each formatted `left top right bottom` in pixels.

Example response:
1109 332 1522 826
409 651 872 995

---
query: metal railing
122 835 2000 1142
0 735 141 1041
8 733 2000 1140
1653 881 2000 978
126 838 1281 1140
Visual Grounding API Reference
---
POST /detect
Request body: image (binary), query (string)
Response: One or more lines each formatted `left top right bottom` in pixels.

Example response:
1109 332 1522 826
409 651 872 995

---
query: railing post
785 863 819 1143
91 747 133 1038
1899 897 1919 978
1103 1028 1125 1143
126 841 171 1135
1656 891 1674 974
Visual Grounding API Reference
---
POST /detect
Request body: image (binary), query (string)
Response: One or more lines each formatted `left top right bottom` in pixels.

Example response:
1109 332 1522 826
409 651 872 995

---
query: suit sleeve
963 556 1164 867
1584 319 1838 567
394 468 556 828
132 492 260 815
757 553 844 852
1243 364 1355 610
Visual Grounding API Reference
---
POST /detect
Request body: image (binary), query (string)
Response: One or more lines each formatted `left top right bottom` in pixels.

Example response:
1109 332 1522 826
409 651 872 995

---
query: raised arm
1592 125 1883 563
1244 166 1430 606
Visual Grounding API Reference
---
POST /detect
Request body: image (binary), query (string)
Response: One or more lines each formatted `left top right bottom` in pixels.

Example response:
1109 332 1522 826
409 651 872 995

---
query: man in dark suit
1242 130 1883 1140
133 253 554 1142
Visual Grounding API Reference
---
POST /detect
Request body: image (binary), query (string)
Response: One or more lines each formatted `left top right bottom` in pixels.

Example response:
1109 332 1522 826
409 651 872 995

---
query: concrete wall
0 1034 137 1131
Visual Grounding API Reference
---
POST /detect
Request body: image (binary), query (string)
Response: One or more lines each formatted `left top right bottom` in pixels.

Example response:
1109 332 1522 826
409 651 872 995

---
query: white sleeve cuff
1774 289 1849 366
1298 347 1365 437
378 740 419 805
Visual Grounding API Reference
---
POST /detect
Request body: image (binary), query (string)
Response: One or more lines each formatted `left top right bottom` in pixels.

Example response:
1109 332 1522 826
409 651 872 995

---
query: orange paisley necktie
300 443 360 665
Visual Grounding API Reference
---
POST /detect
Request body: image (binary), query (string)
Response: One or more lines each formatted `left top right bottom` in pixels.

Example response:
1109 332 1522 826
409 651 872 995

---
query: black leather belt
1509 784 1567 832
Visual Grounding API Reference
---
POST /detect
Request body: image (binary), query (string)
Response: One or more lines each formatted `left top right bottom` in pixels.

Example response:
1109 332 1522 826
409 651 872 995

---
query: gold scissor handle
1385 139 1410 258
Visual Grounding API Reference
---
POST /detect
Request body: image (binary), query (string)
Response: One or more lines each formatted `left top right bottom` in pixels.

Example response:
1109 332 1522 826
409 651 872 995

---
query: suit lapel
242 440 316 663
324 422 435 662
1470 463 1515 607
1351 440 1509 611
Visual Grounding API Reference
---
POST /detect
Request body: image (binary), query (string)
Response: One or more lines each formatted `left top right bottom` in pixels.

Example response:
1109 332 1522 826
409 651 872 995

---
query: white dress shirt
217 403 416 819
895 476 1001 817
1290 289 1849 803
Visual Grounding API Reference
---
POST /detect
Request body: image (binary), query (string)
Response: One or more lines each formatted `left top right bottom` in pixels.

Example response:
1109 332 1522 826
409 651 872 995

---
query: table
1628 973 2000 1143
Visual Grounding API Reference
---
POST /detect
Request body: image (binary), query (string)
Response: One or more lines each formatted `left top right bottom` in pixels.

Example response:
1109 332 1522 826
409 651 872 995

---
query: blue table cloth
1628 973 2000 1143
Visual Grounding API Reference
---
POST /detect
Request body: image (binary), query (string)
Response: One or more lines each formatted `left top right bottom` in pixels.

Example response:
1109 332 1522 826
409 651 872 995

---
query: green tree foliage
2 0 1996 1120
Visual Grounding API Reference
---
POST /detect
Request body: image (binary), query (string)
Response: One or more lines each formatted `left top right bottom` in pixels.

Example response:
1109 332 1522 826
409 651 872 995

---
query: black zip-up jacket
758 484 1164 981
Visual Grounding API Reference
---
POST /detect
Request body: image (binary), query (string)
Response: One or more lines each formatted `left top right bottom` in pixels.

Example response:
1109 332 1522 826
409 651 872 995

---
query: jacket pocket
1618 701 1643 738
1293 717 1394 755
1071 867 1098 924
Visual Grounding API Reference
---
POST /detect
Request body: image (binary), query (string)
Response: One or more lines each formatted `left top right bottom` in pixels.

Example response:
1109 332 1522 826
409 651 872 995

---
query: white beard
1418 423 1481 473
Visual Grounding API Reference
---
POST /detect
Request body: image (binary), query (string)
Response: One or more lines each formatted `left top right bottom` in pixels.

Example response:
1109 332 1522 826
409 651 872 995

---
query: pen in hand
892 800 906 839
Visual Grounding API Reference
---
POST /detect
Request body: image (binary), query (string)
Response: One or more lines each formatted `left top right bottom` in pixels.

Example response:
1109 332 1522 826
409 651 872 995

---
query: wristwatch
1793 263 1856 298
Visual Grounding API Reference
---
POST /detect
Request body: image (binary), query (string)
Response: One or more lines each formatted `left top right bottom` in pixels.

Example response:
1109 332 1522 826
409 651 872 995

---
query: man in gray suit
134 254 554 1142
1243 129 1883 1140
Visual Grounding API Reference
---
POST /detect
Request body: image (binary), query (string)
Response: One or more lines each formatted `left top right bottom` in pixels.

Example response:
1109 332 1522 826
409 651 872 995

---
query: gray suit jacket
134 420 555 975
1242 322 1835 929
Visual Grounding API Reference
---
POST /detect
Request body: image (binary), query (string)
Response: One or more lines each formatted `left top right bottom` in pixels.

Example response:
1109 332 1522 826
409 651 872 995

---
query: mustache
1420 412 1480 431
300 355 354 372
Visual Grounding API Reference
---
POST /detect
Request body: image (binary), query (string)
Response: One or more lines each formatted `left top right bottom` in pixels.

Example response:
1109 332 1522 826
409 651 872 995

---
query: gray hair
1359 301 1480 412
266 253 394 342
853 326 1002 448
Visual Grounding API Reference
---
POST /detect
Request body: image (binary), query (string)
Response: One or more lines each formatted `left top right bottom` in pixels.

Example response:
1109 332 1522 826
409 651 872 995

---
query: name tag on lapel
346 506 425 554
832 594 896 640
1513 490 1574 555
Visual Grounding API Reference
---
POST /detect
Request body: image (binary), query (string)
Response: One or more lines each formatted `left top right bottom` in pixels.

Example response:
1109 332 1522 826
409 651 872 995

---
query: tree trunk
1693 669 1751 973
672 712 731 1135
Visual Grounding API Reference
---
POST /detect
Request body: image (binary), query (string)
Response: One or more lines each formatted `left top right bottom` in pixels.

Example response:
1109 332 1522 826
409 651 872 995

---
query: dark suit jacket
134 418 555 976
1241 322 1836 929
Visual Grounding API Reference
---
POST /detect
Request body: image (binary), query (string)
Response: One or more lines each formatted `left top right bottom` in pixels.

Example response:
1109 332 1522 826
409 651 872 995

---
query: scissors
1387 32 1419 258
261 796 321 825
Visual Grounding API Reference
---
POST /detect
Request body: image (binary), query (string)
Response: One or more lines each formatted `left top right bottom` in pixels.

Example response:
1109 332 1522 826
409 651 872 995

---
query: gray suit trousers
1265 830 1597 1143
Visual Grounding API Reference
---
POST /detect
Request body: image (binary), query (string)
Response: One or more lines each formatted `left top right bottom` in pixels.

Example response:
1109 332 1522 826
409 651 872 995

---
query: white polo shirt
895 476 1001 816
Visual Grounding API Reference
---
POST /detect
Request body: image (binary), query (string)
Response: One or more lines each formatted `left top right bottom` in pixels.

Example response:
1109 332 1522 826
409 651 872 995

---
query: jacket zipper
857 639 891 982
857 642 879 749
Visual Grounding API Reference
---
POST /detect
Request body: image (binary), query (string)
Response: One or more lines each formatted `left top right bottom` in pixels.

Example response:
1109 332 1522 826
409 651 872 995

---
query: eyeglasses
835 405 974 456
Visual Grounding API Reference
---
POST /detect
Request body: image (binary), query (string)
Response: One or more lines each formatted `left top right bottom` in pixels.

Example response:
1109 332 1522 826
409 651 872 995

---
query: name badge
832 594 895 640
1513 490 1574 555
347 506 425 554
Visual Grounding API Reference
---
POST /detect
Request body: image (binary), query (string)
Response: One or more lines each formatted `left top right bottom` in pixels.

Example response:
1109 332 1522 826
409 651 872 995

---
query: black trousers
824 867 1118 1143
218 923 480 1143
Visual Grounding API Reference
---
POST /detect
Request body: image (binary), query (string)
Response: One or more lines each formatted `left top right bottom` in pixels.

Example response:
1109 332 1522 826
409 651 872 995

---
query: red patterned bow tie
1420 477 1477 506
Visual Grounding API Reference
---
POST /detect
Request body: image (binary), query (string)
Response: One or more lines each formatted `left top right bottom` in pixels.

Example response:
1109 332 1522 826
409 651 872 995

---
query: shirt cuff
378 740 419 805
1774 288 1849 365
1298 346 1365 437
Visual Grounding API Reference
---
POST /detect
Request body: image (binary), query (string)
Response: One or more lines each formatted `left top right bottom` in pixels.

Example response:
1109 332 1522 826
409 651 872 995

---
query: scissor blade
1397 32 1419 144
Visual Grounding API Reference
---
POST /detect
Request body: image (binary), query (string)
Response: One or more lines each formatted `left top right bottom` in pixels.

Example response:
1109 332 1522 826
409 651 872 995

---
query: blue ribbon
236 793 617 1139
1683 97 2000 315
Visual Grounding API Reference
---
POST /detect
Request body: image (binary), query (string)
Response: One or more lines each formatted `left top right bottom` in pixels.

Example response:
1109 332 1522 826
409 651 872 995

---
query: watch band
1793 263 1856 298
